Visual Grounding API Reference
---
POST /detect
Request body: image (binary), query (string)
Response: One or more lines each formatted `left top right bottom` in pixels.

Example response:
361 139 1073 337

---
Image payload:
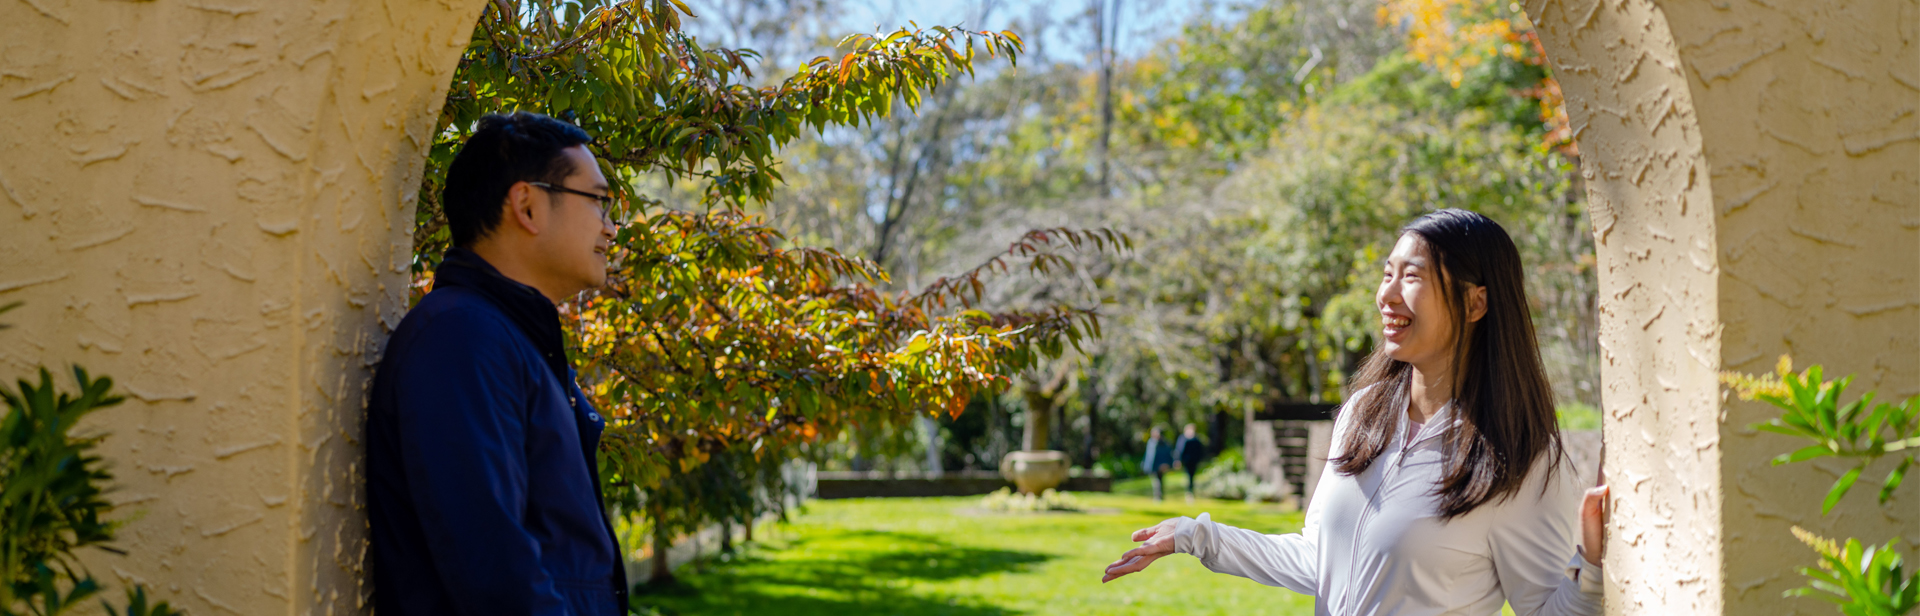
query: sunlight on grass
633 493 1314 616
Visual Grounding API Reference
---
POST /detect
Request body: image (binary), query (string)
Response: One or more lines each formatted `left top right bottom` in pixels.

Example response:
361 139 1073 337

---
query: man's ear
504 181 544 236
1465 285 1488 323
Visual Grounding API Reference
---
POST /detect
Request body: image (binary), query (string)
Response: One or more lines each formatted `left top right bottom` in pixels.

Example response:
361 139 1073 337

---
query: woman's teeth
1382 316 1411 328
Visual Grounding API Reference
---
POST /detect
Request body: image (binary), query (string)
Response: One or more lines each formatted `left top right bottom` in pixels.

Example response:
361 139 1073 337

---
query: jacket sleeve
393 309 568 616
1490 456 1603 616
1171 498 1322 594
1166 392 1371 596
1169 443 1340 595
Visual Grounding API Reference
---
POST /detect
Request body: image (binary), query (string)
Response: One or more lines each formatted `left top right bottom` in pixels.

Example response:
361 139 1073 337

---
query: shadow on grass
633 529 1053 616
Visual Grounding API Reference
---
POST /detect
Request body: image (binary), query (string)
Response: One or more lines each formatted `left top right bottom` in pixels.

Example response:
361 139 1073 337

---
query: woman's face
1376 234 1483 373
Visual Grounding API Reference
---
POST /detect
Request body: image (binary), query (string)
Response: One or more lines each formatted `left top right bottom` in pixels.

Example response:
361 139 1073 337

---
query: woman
1102 209 1608 615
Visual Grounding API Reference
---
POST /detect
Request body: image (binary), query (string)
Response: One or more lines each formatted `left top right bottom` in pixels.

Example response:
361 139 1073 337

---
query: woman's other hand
1102 518 1179 583
1580 484 1608 566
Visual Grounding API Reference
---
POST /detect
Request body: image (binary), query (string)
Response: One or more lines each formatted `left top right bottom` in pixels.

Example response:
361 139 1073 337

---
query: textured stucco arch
0 0 485 612
1523 0 1918 613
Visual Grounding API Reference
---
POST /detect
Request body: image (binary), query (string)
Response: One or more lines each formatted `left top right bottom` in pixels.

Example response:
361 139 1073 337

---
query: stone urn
999 450 1071 495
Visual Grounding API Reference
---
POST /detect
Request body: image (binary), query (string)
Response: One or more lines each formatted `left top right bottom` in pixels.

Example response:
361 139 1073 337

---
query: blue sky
836 0 1205 61
682 0 1222 66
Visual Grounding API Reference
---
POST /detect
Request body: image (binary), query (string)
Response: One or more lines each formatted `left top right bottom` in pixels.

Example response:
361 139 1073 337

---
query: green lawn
632 492 1316 616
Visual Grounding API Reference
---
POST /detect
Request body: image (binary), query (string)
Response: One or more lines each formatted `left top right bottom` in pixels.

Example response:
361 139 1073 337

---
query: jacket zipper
1339 405 1449 614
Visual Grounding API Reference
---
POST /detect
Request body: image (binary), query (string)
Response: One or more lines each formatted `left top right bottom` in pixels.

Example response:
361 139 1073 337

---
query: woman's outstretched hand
1102 518 1180 583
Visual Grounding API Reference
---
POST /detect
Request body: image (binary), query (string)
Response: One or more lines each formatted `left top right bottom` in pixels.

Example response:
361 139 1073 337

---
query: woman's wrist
1172 513 1212 558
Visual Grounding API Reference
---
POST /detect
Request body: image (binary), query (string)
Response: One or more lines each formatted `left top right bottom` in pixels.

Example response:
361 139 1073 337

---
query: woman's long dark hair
1332 208 1564 521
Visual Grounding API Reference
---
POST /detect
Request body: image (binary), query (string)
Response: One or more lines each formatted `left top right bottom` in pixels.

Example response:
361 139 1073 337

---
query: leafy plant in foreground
1725 356 1919 615
0 365 174 616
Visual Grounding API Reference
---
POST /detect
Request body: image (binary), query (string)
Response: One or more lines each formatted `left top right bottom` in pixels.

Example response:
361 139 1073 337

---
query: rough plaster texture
0 0 482 613
1525 0 1920 613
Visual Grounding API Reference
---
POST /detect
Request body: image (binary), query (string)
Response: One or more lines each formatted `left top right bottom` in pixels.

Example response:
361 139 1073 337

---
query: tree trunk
649 501 673 584
1021 386 1053 452
742 516 753 543
1093 0 1116 194
1081 368 1102 467
720 518 733 554
1210 409 1229 457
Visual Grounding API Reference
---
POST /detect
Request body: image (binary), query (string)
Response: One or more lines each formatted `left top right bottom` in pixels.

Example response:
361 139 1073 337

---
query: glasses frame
528 181 617 225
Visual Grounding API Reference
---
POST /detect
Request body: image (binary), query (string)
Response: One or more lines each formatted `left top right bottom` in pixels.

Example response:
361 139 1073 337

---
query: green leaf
1774 444 1836 466
1879 456 1911 505
1823 465 1864 515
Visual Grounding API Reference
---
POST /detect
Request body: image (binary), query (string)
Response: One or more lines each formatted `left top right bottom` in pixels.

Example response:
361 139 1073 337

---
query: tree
425 0 1127 584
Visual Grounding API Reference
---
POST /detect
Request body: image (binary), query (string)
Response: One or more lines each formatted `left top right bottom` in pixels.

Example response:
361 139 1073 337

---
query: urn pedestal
998 450 1071 495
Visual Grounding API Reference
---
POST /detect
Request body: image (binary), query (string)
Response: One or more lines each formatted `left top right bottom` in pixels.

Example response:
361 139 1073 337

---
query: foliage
434 0 1127 575
1555 402 1601 431
1727 356 1919 514
1789 528 1919 616
979 487 1084 513
580 215 1120 487
0 367 174 616
1378 0 1573 151
419 0 1026 270
1192 449 1281 502
1725 356 1919 615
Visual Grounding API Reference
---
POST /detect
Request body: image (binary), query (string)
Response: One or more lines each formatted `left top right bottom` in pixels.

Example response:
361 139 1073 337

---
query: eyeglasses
529 181 616 224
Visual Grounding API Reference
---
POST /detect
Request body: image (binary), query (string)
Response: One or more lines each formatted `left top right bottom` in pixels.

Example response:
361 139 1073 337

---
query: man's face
531 146 616 295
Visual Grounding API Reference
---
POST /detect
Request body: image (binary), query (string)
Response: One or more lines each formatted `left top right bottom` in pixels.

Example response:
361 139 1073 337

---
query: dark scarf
433 248 630 603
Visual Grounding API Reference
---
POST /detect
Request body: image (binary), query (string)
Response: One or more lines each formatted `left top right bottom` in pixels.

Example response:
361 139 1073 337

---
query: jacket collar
434 248 572 383
1398 396 1459 450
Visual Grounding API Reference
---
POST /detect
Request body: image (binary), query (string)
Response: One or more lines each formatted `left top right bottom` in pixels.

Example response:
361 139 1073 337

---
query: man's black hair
443 112 593 247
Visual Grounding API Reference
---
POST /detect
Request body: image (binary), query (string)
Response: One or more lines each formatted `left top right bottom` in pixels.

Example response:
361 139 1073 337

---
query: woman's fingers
1101 552 1163 583
1107 519 1181 583
1580 484 1609 565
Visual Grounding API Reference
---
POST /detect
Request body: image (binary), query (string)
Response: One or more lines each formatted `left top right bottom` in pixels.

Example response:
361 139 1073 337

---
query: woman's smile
1381 312 1413 341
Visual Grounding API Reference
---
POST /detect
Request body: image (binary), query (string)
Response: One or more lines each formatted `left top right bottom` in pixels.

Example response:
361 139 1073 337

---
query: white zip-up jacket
1172 394 1602 616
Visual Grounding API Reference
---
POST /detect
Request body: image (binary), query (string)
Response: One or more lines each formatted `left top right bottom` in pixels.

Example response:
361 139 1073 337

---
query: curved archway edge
0 0 486 612
1525 0 1917 613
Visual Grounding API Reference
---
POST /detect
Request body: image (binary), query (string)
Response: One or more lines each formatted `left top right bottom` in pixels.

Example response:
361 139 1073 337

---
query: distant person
366 112 626 615
1142 427 1175 501
1172 424 1206 502
1103 209 1609 615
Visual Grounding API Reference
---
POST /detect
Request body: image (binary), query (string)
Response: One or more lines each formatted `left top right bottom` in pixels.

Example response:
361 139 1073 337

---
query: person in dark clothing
1142 427 1175 501
366 112 626 616
1172 423 1207 501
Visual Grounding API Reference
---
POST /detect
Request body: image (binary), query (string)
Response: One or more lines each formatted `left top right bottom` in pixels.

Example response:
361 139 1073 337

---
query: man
366 112 626 615
1172 423 1207 502
1141 427 1174 502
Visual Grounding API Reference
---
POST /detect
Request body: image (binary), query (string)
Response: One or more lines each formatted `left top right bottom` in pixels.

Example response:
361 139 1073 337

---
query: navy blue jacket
367 249 626 616
1173 435 1206 471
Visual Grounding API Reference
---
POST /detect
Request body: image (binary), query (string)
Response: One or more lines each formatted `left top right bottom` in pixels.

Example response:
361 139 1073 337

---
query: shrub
0 367 175 616
1 303 173 616
1191 450 1281 502
980 488 1083 513
1727 356 1918 615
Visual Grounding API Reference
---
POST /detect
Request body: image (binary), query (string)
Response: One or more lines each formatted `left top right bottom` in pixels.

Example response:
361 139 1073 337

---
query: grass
1556 402 1602 431
632 492 1314 616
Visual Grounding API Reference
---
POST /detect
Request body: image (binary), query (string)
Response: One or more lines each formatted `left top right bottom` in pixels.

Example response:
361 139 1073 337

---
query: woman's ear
1465 285 1488 323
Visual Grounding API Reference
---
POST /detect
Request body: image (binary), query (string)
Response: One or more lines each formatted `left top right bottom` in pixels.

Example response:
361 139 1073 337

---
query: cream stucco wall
0 0 483 613
1525 0 1920 613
